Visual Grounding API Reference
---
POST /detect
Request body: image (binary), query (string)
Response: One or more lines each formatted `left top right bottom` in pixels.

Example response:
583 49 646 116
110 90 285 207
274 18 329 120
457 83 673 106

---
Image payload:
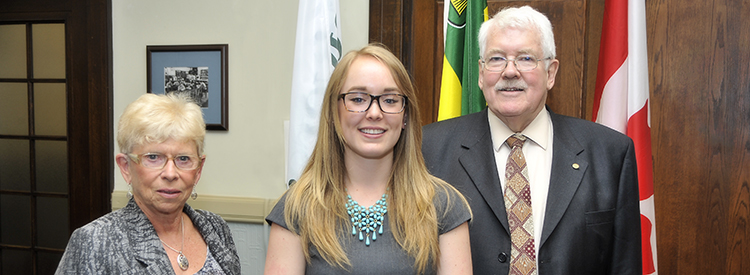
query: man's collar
488 108 551 151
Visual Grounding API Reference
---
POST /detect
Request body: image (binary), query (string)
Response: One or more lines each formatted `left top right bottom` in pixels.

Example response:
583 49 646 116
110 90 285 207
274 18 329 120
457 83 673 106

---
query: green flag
438 0 488 121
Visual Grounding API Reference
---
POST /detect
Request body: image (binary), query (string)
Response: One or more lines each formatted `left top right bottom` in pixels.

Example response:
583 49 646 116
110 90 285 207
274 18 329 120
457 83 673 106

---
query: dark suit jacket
422 108 642 274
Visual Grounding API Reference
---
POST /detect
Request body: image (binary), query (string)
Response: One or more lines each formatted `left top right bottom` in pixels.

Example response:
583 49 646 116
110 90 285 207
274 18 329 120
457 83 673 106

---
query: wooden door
0 0 113 273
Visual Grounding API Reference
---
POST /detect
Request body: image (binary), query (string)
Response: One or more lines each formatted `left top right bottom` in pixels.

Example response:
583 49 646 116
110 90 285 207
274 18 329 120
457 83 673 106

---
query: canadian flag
592 0 657 274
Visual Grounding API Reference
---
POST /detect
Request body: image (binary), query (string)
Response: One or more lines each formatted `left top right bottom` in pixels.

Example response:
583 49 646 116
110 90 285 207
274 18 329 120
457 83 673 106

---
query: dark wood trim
369 0 440 124
369 0 405 60
66 0 114 228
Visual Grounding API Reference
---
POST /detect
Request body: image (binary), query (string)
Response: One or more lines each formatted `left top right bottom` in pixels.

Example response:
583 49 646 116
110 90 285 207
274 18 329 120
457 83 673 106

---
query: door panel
0 1 112 273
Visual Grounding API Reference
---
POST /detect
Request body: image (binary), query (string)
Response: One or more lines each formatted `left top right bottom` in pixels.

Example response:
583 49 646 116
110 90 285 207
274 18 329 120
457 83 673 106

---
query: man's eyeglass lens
483 56 547 72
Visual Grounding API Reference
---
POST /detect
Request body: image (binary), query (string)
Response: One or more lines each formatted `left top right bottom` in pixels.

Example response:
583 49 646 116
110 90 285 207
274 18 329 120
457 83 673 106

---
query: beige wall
113 0 369 200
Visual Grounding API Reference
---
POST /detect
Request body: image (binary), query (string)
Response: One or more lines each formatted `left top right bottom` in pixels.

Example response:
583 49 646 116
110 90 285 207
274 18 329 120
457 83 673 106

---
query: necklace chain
345 193 388 246
160 214 189 271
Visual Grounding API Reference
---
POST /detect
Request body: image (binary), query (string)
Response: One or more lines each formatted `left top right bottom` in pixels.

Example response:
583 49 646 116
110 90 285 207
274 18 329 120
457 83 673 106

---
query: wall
113 1 370 273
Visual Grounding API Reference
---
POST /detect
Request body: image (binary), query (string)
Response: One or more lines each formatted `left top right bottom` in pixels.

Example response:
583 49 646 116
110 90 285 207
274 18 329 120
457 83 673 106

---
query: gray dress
55 198 240 275
266 185 471 275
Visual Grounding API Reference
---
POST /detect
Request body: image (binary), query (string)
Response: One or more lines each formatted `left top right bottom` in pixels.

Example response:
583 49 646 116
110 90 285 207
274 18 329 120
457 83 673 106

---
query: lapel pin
572 163 580 169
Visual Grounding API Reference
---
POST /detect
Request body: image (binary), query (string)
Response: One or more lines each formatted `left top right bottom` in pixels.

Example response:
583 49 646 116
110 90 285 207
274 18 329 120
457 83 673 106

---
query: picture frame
147 44 228 130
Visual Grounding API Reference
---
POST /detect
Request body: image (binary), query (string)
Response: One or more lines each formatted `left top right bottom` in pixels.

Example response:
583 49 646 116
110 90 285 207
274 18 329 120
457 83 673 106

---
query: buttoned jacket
422 108 642 274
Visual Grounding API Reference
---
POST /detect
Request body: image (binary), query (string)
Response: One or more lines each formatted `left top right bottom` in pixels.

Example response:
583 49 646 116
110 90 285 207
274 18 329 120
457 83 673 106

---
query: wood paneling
370 0 440 123
646 0 750 274
371 0 750 274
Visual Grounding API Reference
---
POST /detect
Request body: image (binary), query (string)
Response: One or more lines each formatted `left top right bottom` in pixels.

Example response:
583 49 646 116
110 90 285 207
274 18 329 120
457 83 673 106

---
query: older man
422 6 642 275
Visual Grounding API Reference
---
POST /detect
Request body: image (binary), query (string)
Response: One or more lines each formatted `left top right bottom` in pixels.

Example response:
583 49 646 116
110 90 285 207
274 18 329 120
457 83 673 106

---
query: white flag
287 0 342 186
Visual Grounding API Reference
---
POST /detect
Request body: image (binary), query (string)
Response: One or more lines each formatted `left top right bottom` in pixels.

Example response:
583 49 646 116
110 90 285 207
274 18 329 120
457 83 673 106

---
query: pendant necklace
345 192 388 246
160 214 189 271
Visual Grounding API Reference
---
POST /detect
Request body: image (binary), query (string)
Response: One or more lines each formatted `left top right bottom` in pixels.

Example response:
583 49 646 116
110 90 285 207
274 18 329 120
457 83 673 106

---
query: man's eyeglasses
481 55 551 72
127 153 203 171
339 92 407 114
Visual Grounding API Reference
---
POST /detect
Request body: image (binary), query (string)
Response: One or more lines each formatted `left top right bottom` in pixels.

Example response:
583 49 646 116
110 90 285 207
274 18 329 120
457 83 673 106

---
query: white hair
478 6 556 66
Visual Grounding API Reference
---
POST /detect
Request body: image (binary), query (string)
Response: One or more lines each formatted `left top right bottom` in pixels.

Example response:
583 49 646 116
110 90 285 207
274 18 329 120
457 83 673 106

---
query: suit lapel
186 205 233 275
540 112 588 247
125 200 175 275
457 110 510 234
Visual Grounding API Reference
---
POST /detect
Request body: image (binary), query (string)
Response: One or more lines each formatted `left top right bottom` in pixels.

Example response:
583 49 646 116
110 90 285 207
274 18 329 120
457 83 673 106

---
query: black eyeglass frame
338 92 408 114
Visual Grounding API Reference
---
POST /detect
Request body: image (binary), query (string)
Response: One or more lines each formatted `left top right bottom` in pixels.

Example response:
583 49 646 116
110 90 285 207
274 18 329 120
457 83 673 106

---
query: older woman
56 93 240 274
264 44 473 274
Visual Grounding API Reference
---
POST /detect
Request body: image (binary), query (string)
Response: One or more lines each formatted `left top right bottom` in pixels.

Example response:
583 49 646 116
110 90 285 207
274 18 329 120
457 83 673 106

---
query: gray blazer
55 198 240 274
422 108 642 274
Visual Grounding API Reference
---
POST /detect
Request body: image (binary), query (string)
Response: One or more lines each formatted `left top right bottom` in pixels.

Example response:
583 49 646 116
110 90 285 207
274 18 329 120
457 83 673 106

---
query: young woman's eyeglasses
127 153 203 170
339 92 407 114
481 55 551 72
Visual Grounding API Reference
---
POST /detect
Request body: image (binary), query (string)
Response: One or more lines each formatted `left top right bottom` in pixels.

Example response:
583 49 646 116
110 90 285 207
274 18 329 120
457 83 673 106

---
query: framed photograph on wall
147 44 228 130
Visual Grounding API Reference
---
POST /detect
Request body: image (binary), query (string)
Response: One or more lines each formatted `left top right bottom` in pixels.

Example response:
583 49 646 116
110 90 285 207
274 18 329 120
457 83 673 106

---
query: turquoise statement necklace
345 193 388 246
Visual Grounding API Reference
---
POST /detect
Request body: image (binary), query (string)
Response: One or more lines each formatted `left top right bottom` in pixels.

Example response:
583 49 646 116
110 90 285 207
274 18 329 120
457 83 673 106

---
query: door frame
0 0 113 236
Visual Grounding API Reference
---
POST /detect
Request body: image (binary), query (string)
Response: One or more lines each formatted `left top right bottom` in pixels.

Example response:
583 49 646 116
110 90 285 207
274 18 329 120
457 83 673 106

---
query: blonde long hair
282 43 468 273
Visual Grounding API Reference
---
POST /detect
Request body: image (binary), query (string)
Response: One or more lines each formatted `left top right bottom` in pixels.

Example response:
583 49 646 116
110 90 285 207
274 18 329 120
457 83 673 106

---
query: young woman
264 44 472 274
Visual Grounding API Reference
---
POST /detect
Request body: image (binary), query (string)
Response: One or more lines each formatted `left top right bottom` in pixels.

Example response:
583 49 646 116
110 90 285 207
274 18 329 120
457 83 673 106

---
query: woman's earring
191 188 198 200
127 184 133 199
